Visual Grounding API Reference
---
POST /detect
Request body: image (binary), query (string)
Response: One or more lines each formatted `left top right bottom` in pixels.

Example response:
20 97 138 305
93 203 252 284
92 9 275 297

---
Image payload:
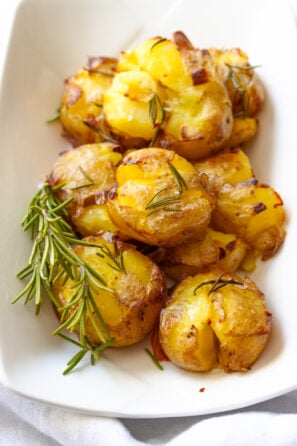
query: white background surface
1 0 297 444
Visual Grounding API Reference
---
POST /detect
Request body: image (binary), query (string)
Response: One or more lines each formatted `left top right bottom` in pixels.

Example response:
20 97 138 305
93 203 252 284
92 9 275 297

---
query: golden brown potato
48 142 126 237
103 70 163 141
60 57 118 146
162 228 248 280
193 146 254 194
159 80 233 161
114 33 234 160
118 35 193 92
159 270 272 372
52 235 166 347
107 148 215 247
226 117 258 148
212 179 286 259
209 47 265 117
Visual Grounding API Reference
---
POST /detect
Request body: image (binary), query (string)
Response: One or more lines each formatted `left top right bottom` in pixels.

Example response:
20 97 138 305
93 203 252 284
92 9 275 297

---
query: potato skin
212 179 286 259
162 228 248 280
159 270 272 372
52 236 166 347
193 146 254 194
60 57 118 146
107 148 215 247
159 80 233 161
48 142 125 237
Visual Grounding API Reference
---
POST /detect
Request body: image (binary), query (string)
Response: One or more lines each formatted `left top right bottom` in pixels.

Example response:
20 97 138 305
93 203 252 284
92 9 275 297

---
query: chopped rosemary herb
145 163 189 216
12 183 115 373
224 64 253 116
70 165 95 190
148 93 166 147
225 64 261 71
83 67 115 77
83 120 118 143
168 162 189 193
150 38 168 52
46 107 61 123
145 348 164 370
193 272 245 296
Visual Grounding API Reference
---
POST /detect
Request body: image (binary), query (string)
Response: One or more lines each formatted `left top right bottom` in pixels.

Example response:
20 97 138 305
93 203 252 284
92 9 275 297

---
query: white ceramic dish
1 0 297 418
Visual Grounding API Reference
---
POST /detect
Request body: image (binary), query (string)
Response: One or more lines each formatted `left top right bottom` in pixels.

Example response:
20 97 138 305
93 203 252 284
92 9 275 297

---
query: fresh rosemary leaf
145 163 189 216
145 348 164 370
12 182 115 373
168 163 189 193
46 107 61 123
148 93 166 146
193 272 245 296
150 38 168 51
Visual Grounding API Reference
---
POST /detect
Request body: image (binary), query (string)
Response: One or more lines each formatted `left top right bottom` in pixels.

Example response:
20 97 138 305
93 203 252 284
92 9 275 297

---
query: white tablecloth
1 1 297 445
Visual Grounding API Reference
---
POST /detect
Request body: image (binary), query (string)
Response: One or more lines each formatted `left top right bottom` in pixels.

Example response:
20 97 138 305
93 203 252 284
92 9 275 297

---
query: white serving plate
0 0 297 418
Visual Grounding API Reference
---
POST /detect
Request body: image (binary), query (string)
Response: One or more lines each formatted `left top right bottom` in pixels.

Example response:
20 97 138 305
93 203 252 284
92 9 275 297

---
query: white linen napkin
1 381 297 446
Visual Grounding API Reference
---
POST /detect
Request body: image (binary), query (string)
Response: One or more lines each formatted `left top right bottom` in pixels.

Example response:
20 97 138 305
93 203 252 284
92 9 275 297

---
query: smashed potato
159 270 272 372
212 179 286 259
48 142 125 237
107 148 215 247
194 146 254 194
60 57 117 146
41 31 286 375
52 236 166 347
162 228 248 280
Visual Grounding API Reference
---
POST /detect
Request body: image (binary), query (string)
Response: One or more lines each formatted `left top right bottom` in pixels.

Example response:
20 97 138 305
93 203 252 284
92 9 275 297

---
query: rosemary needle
12 182 115 373
193 272 245 296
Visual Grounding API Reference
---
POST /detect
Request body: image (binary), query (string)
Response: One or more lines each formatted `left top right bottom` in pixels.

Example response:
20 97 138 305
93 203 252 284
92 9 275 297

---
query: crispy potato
159 270 272 372
193 147 254 194
118 35 193 92
226 117 258 148
212 179 286 259
60 57 117 146
209 47 265 117
103 70 163 141
48 142 126 237
52 236 166 347
116 33 233 160
107 148 215 247
162 228 248 280
159 80 233 161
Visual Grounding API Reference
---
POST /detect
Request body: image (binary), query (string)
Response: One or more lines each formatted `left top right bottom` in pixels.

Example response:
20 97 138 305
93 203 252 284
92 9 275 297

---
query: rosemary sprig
193 272 245 296
148 93 166 147
145 163 188 216
12 183 115 373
